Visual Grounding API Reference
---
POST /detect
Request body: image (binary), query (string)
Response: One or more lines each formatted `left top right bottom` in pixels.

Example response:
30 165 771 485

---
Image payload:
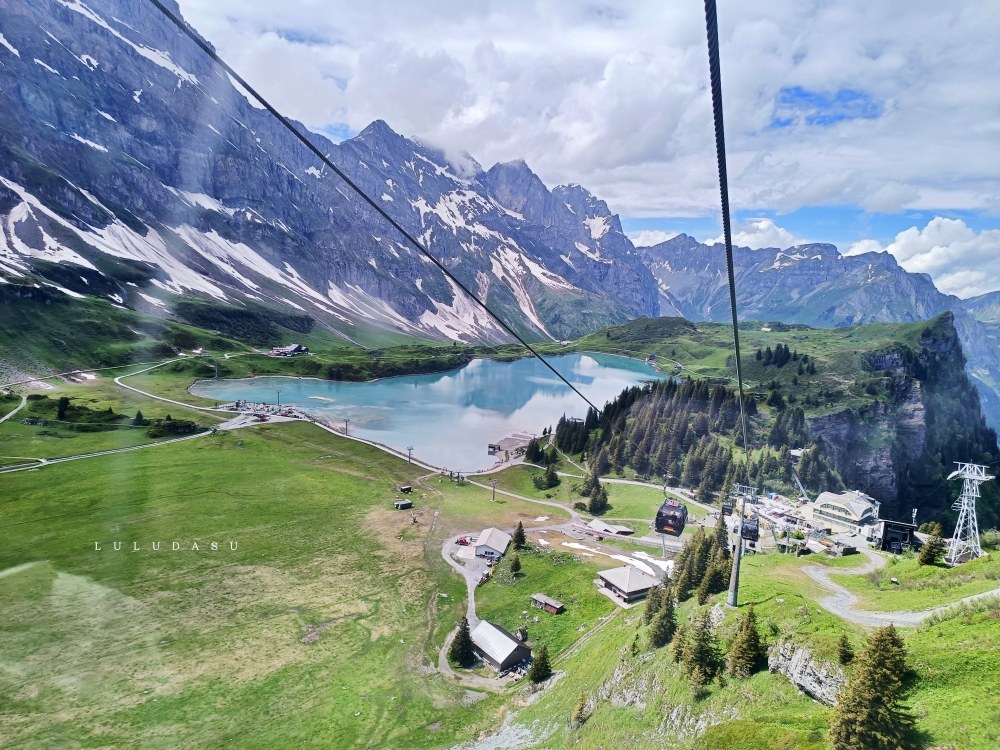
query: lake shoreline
189 354 664 471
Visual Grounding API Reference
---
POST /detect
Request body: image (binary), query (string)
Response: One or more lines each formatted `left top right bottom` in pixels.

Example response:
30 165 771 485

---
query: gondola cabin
741 517 760 542
654 499 688 536
721 501 734 516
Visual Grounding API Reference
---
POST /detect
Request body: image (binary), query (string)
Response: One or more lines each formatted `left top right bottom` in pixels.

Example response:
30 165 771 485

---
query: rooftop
470 621 525 665
530 593 564 609
476 527 512 552
598 565 659 594
813 490 879 520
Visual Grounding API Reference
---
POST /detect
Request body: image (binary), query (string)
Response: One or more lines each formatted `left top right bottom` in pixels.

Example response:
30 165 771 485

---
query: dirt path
803 547 1000 627
0 394 27 424
114 360 237 414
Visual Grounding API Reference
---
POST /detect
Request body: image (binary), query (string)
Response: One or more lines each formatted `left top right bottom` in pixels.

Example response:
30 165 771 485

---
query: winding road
803 547 1000 627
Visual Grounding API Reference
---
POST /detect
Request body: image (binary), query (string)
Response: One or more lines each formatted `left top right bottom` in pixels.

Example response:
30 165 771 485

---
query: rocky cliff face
639 235 1000 437
809 313 999 526
768 640 845 706
0 0 657 345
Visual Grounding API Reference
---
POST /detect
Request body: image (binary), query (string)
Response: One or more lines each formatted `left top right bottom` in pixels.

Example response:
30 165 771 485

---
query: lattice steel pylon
946 462 994 563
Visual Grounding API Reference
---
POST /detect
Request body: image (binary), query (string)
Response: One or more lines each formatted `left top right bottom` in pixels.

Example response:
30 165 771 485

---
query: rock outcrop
768 640 846 706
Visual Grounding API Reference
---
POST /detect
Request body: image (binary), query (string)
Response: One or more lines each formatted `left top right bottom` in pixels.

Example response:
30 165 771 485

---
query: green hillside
561 315 934 415
1 411 996 749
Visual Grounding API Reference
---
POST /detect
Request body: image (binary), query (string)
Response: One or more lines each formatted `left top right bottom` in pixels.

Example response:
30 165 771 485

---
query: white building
475 527 512 559
801 490 880 532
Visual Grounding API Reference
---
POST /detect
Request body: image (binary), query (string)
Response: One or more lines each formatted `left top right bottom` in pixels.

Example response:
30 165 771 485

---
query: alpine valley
4 4 1000 750
1 0 998 435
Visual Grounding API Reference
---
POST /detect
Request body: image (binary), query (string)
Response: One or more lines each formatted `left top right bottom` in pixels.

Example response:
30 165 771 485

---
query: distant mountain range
637 236 1000 433
0 0 997 434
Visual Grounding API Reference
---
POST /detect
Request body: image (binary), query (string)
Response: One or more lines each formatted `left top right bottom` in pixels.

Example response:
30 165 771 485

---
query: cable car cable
703 0 753 486
144 0 602 415
704 0 757 606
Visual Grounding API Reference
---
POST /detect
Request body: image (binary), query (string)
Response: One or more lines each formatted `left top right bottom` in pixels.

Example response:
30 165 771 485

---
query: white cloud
847 218 1000 298
174 0 1000 263
627 229 679 248
706 218 805 249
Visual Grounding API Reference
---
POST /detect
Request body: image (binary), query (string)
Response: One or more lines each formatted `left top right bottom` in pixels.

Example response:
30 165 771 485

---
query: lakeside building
269 343 309 356
470 621 531 672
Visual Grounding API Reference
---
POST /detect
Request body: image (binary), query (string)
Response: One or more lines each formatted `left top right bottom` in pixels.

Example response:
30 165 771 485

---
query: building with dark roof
530 593 565 614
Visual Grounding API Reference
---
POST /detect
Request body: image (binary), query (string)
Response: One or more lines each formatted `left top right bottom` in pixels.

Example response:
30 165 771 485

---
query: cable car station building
799 490 879 533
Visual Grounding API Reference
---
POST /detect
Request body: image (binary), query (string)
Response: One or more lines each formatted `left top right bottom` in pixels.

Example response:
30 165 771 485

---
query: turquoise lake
191 353 663 471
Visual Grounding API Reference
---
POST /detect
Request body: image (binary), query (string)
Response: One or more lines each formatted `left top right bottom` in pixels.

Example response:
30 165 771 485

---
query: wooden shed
530 593 565 614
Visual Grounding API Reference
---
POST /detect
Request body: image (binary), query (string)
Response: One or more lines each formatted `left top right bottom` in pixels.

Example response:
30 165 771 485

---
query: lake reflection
191 353 663 471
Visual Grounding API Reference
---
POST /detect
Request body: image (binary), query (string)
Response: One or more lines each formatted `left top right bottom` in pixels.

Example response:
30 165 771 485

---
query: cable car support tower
946 462 993 564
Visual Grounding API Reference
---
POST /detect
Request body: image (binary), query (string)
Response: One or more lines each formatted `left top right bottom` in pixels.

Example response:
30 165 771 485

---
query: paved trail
803 547 1000 627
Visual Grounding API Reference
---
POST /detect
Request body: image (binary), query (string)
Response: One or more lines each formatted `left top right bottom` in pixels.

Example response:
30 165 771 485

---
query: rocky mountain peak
481 159 549 216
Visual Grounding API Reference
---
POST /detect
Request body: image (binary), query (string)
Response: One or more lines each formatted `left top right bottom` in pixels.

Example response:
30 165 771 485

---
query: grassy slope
475 547 616 656
829 553 1000 611
484 464 707 525
1 412 996 748
557 315 931 416
0 421 568 749
510 550 999 750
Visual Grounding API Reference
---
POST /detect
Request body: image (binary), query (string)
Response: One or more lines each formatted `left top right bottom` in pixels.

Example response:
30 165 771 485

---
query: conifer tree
917 535 945 566
837 634 854 665
727 605 765 679
671 624 687 663
829 625 913 750
588 484 609 515
714 512 730 558
132 409 145 426
696 560 728 605
509 554 522 576
687 664 709 694
682 611 720 686
448 616 475 667
644 584 663 624
528 644 552 683
512 521 526 550
649 592 677 648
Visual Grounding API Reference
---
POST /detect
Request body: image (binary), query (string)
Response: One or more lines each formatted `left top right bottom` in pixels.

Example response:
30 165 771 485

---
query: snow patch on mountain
69 133 108 152
57 0 198 85
584 216 610 240
34 58 61 76
419 276 506 341
165 187 236 216
0 33 21 57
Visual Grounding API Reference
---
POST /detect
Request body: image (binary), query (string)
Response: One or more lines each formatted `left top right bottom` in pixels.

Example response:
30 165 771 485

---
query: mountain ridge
638 233 1000 433
0 0 658 346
